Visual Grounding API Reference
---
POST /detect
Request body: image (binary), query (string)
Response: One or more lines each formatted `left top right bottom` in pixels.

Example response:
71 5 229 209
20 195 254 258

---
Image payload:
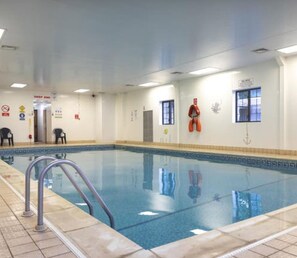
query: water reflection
143 153 153 190
31 156 53 189
1 155 14 165
55 153 67 159
232 190 262 222
159 168 175 198
188 170 202 204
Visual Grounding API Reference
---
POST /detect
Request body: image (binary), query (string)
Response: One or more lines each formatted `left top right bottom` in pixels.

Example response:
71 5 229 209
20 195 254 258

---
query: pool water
6 149 297 249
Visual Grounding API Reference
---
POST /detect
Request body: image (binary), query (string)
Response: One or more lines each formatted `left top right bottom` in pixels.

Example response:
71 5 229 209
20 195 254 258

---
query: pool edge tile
151 230 248 258
65 223 143 258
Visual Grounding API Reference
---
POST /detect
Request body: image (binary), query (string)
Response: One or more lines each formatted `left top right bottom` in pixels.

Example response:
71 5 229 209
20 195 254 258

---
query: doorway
33 102 52 143
143 110 153 142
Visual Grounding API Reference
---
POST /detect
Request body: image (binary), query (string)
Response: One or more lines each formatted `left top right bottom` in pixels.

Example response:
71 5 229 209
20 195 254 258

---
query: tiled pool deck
1 143 297 257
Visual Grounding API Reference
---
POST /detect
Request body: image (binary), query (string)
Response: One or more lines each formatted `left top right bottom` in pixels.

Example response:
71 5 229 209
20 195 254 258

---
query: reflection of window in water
159 168 175 198
188 170 202 204
1 156 14 165
232 190 262 222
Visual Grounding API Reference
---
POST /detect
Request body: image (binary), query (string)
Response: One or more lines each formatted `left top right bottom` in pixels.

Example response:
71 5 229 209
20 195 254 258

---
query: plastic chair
53 128 67 144
0 127 14 146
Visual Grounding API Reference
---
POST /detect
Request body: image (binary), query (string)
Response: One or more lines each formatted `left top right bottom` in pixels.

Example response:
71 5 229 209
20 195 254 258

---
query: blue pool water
3 146 297 249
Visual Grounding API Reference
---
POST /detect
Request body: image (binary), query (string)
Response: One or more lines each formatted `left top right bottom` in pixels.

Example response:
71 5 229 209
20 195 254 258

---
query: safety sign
19 105 26 120
1 104 10 116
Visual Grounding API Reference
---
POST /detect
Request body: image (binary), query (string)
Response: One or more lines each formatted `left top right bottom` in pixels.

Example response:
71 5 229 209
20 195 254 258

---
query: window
162 100 174 125
236 88 261 122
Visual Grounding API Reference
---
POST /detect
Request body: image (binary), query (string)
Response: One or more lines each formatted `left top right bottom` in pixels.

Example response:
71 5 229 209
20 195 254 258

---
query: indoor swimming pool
2 145 297 249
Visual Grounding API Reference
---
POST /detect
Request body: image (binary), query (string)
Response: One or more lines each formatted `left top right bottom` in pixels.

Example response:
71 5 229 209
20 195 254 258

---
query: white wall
95 93 116 143
51 94 96 142
284 55 297 150
0 90 34 144
115 85 177 143
0 90 116 144
3 55 297 150
179 60 280 148
116 59 282 150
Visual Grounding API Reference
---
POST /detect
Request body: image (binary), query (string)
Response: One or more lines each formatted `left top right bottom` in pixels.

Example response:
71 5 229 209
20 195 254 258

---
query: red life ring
188 104 201 132
188 104 200 118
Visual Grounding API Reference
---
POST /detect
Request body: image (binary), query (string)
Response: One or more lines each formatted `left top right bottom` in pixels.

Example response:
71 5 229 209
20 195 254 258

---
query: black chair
53 128 67 144
0 127 14 146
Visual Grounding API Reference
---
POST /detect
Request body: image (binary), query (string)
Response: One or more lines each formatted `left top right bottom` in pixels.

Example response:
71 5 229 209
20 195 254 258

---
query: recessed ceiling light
0 28 6 40
74 89 90 93
277 45 297 54
189 67 220 76
139 82 160 87
10 83 27 88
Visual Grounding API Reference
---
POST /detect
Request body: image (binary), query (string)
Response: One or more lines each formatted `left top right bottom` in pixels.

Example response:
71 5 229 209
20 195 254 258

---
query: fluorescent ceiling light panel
189 67 220 75
138 82 160 87
277 45 297 54
0 28 6 40
10 83 27 88
74 89 90 93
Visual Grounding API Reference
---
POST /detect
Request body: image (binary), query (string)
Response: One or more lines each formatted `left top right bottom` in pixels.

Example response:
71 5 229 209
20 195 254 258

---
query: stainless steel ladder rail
23 156 94 217
35 159 115 231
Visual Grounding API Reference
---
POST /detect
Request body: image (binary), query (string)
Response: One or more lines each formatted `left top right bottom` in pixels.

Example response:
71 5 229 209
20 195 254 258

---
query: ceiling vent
252 48 269 54
125 84 135 87
170 71 183 75
1 45 18 50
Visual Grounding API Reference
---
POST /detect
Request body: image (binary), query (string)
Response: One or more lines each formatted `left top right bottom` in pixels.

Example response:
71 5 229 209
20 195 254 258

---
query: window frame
161 100 175 125
235 87 261 123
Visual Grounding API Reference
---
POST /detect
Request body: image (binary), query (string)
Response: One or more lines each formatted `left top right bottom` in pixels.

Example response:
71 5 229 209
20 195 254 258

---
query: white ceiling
0 0 297 94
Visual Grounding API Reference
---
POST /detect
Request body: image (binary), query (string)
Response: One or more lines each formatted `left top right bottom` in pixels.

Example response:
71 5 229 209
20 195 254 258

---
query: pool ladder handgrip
23 156 94 218
23 156 115 231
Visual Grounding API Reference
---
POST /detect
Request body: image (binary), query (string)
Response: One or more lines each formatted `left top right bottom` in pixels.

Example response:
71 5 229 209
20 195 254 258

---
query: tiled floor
2 143 297 257
0 179 77 258
231 230 297 257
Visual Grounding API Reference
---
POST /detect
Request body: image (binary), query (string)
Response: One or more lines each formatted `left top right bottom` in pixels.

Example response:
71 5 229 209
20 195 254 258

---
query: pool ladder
22 156 115 231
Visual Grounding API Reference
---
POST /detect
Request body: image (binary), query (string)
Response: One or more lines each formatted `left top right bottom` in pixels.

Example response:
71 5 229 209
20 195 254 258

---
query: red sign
1 105 10 112
1 105 10 116
34 95 51 99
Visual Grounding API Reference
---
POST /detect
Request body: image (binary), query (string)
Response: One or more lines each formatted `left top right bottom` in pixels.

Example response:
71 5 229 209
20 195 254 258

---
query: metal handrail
23 156 94 217
35 159 115 231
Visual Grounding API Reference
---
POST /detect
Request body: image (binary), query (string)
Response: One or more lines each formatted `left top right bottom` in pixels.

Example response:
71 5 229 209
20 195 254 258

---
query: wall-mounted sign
34 95 51 104
54 107 62 118
34 95 51 100
75 114 80 120
19 113 25 120
19 105 25 120
239 78 254 88
1 104 10 116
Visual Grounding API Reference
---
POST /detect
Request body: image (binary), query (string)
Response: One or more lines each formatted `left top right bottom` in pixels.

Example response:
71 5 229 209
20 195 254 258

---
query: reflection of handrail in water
23 156 94 218
35 159 115 231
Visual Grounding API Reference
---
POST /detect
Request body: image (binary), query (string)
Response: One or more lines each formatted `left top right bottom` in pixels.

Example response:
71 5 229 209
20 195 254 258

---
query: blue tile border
0 144 297 173
0 144 115 155
115 145 297 173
